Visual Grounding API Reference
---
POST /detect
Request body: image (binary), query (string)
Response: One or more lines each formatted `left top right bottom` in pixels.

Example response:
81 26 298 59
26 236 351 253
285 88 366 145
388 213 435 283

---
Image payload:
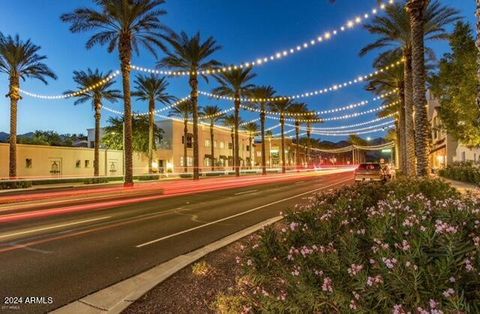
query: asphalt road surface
0 170 353 313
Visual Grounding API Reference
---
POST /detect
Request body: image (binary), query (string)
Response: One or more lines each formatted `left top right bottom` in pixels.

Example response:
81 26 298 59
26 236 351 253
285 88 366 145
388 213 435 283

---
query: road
0 169 353 313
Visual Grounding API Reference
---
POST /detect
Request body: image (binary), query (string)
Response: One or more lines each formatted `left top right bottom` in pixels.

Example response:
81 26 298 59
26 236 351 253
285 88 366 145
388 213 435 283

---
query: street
0 170 353 313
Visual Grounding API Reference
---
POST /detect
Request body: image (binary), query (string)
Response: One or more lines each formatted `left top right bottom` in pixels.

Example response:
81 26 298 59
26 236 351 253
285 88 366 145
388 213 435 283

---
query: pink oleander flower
442 288 455 298
367 275 383 287
322 277 333 293
348 263 364 277
382 257 398 269
289 222 299 231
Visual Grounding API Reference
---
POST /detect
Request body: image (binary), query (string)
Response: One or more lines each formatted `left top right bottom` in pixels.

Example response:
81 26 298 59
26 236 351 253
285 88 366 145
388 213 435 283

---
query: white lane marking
0 216 111 240
234 189 258 196
136 178 351 248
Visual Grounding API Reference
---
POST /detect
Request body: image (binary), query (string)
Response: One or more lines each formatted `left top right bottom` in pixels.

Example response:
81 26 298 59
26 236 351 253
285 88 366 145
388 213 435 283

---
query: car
354 163 385 182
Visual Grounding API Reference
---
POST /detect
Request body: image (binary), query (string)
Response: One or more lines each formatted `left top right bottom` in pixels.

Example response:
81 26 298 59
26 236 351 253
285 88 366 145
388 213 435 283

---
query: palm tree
201 105 225 171
61 0 170 186
0 34 57 178
407 0 430 177
242 122 258 169
65 69 121 176
133 74 175 173
213 68 256 177
477 1 480 116
287 102 309 171
269 99 294 173
366 50 406 173
170 100 193 173
249 86 276 175
223 114 238 171
360 0 459 176
305 113 321 168
159 32 221 180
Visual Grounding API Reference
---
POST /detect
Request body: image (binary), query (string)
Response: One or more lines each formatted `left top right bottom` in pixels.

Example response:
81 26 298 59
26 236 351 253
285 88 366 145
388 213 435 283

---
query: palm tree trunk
119 34 134 186
234 93 241 177
408 0 429 177
249 135 253 169
210 123 215 171
183 117 188 173
231 129 235 171
189 71 200 180
148 99 155 174
281 114 286 174
398 83 407 173
295 121 300 171
8 75 20 179
476 1 480 123
94 100 101 177
260 109 267 175
307 128 311 167
403 48 416 176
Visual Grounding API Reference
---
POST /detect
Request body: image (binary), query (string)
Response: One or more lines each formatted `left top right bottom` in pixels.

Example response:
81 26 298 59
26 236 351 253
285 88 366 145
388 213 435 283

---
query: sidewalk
442 178 479 194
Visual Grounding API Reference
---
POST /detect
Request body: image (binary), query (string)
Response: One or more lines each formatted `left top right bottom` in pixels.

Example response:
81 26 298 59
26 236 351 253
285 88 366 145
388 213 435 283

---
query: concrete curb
50 216 283 314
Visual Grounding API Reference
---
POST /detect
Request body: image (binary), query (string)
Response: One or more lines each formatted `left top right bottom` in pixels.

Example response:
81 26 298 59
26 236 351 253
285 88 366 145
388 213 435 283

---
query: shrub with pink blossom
231 179 480 313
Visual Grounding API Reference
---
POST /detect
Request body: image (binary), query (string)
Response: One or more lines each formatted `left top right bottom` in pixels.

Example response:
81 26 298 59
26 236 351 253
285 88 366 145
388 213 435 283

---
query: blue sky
0 0 475 140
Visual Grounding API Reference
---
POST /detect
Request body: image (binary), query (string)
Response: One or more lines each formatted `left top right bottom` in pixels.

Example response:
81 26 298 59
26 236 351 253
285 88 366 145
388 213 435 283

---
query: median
125 178 480 313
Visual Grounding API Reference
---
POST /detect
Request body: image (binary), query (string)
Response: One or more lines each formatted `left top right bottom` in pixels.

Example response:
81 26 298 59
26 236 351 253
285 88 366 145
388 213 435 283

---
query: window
25 158 32 168
462 152 466 162
214 141 217 148
182 134 193 148
220 141 225 149
205 139 211 147
75 160 81 168
246 145 250 152
228 143 233 149
85 160 90 168
180 156 193 167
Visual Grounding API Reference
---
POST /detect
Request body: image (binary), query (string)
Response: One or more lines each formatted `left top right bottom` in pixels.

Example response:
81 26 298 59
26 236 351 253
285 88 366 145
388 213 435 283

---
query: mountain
0 132 9 142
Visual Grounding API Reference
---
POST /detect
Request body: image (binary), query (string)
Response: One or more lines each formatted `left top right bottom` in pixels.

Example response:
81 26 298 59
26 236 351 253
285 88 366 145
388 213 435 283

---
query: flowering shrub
231 179 480 313
439 162 480 185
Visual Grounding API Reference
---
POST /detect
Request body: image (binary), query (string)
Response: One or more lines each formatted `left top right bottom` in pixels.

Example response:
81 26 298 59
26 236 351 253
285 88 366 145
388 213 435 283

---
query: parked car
354 163 385 182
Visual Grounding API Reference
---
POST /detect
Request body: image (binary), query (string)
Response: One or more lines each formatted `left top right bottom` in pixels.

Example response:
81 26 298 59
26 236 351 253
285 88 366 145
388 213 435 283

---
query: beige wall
0 143 125 179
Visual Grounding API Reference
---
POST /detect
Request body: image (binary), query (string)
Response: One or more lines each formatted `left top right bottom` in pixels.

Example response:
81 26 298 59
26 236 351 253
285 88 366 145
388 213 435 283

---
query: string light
199 59 402 102
131 1 396 76
133 96 191 116
310 124 394 136
290 120 394 133
200 107 235 120
240 90 397 116
240 117 261 127
296 114 396 130
18 71 121 99
264 101 399 123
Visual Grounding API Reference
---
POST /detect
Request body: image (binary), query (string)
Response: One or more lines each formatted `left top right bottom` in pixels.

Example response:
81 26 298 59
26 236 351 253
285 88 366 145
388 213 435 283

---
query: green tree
242 122 258 169
102 115 163 155
201 105 225 171
0 34 57 178
360 0 459 176
61 0 171 186
249 86 276 175
170 100 193 173
269 99 295 173
431 22 480 147
159 32 221 180
133 74 175 173
213 68 256 177
65 69 121 176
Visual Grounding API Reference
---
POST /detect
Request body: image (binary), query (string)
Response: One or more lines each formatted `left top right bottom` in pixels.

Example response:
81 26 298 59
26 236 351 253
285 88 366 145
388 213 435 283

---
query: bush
0 180 33 190
439 162 480 185
230 179 480 313
134 174 160 181
83 177 110 184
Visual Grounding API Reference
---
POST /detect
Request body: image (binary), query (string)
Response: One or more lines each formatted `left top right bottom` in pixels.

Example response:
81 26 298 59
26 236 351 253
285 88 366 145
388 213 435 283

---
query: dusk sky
0 0 475 140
